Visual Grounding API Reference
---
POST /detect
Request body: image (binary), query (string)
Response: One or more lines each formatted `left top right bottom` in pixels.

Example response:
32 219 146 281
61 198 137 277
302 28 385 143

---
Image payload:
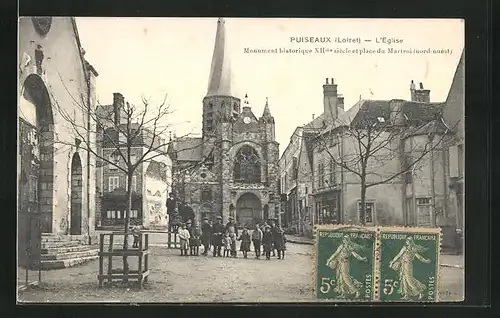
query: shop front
313 190 341 225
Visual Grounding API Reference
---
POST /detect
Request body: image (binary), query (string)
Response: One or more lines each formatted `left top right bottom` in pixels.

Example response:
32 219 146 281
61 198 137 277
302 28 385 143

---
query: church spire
260 97 274 123
206 18 232 97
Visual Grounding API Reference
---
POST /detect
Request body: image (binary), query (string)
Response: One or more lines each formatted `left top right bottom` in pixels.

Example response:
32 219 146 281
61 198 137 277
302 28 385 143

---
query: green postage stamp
378 227 441 302
315 226 377 301
314 225 441 302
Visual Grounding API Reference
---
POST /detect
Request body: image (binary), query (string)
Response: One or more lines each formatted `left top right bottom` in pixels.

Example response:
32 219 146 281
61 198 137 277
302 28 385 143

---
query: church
168 18 280 228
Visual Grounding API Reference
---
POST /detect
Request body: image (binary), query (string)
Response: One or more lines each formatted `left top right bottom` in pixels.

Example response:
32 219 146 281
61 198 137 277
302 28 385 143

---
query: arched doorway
19 74 54 233
236 193 261 228
70 153 83 235
199 201 215 223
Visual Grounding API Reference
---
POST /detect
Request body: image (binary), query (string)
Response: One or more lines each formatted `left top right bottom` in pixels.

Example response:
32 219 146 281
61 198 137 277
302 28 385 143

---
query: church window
201 187 212 202
233 146 261 183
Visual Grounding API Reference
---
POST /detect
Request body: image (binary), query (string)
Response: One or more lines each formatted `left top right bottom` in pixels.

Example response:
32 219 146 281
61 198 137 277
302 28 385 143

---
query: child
222 232 232 257
178 223 190 256
190 226 201 256
262 226 273 260
238 228 251 259
251 224 263 259
274 228 287 260
131 225 141 248
229 232 237 258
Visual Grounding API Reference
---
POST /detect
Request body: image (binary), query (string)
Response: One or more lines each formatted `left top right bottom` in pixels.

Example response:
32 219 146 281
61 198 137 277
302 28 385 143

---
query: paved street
18 239 464 303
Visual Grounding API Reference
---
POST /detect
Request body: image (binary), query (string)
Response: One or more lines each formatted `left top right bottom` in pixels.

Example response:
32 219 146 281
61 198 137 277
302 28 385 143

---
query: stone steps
38 255 99 270
41 241 81 249
36 234 98 270
41 249 99 261
41 245 90 254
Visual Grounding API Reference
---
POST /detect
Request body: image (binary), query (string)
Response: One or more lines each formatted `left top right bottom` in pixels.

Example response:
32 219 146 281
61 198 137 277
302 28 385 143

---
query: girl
222 231 232 257
262 226 273 260
178 223 191 256
238 228 251 259
190 226 201 256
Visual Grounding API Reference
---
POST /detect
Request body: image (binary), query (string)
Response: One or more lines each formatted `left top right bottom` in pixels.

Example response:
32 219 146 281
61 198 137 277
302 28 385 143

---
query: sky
75 18 464 156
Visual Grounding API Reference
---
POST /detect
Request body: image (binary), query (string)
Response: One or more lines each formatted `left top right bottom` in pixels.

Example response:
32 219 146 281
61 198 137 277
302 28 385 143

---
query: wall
18 17 96 235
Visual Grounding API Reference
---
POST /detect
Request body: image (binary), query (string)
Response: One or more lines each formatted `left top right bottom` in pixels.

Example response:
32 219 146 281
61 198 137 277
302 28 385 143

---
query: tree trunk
360 178 367 226
122 172 133 284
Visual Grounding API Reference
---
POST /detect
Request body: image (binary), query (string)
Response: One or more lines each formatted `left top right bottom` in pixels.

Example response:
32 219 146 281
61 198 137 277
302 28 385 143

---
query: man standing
225 216 239 237
211 216 224 257
166 192 177 232
201 217 212 256
270 219 279 257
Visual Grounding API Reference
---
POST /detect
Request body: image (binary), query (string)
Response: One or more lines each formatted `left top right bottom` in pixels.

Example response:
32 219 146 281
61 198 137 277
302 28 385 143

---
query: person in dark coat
262 226 273 260
211 216 224 257
238 228 252 258
269 220 279 257
190 225 201 256
274 228 287 260
201 217 212 256
166 193 177 232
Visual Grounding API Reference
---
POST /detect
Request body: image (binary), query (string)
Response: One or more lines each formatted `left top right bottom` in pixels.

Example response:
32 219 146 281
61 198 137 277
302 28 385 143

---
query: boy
222 232 232 257
274 228 287 260
131 225 141 248
190 225 201 256
251 224 263 259
178 223 190 256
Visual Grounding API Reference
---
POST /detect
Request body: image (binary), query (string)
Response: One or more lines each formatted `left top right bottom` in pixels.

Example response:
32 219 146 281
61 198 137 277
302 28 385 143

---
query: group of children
177 219 287 260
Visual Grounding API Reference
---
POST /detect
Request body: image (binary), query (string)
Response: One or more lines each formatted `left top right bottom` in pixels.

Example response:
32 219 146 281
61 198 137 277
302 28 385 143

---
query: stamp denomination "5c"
315 226 377 301
378 227 440 302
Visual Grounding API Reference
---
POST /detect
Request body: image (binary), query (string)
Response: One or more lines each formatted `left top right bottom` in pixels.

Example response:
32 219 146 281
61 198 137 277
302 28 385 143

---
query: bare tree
312 105 456 226
43 75 215 283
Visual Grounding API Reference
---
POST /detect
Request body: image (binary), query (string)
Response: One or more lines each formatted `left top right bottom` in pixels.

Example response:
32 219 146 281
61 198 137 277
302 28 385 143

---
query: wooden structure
98 232 150 288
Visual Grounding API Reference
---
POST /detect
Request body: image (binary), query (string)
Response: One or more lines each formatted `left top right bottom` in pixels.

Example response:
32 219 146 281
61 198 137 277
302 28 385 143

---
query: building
95 93 172 229
168 18 280 228
18 17 98 242
283 52 463 251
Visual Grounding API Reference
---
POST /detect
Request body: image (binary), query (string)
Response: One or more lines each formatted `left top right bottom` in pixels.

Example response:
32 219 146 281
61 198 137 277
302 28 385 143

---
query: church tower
202 18 241 138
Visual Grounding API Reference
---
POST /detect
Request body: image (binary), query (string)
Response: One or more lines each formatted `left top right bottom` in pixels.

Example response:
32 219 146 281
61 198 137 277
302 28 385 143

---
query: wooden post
107 234 113 284
98 234 104 288
144 234 149 284
137 233 143 289
167 228 172 248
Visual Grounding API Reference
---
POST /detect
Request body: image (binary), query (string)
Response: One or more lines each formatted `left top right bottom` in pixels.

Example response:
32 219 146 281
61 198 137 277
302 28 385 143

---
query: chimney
323 78 338 120
312 114 315 120
337 95 345 110
113 93 124 125
410 80 416 101
389 99 406 125
413 82 431 103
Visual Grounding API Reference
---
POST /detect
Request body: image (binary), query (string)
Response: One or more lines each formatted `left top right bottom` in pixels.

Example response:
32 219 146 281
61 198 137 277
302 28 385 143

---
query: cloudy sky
75 18 464 156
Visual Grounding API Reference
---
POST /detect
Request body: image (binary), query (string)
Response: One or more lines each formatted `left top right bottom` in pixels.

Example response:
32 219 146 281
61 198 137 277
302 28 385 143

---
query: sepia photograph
17 17 464 303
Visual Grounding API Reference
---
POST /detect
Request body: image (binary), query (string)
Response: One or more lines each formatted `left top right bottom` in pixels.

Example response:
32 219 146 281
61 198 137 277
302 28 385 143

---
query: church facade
168 19 280 228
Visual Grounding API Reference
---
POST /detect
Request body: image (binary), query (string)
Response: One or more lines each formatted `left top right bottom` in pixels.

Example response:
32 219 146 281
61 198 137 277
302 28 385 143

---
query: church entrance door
236 193 261 228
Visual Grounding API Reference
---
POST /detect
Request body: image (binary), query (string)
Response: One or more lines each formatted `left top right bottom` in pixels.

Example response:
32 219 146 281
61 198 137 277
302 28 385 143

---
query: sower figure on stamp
211 216 224 257
326 234 367 298
251 224 263 259
178 223 190 256
201 217 212 256
389 237 431 300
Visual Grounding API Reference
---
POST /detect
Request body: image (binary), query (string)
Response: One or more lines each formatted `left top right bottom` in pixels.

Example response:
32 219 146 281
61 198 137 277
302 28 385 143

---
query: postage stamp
378 227 441 302
315 225 377 301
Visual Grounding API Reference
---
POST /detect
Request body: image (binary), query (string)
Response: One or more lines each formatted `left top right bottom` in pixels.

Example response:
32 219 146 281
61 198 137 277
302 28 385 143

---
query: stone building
95 93 172 229
168 18 280 228
282 52 464 251
18 17 98 240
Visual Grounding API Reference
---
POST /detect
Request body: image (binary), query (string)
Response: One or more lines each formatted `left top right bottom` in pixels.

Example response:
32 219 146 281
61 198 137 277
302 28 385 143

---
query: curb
17 281 39 292
286 239 314 245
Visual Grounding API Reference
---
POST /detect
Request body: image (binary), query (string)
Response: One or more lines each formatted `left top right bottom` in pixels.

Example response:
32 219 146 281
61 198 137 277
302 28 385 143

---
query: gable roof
168 137 203 162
